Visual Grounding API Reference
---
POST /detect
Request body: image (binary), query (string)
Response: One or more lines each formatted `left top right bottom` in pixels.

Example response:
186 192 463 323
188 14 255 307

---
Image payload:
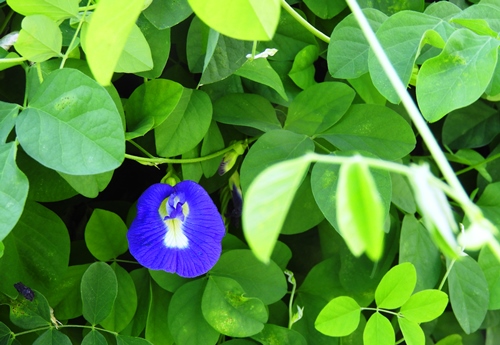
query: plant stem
0 9 14 35
280 0 330 43
0 56 28 64
454 152 500 177
344 0 486 224
61 0 92 69
361 307 401 317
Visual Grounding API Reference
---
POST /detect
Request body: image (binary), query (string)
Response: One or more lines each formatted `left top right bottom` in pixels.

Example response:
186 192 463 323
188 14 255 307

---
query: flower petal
127 181 225 278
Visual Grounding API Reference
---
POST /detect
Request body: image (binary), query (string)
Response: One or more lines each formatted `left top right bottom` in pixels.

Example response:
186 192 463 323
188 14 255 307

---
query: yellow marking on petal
164 218 189 249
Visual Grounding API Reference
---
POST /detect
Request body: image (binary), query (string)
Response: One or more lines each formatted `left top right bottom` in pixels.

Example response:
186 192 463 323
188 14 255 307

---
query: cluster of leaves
1 0 500 344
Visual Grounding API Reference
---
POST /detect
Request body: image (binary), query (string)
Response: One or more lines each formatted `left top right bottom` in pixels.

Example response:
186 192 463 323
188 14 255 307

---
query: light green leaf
318 104 416 160
234 58 288 101
0 143 28 242
398 318 425 345
479 245 500 310
115 24 153 73
336 158 385 261
375 263 416 309
100 263 138 333
417 29 500 122
81 262 118 325
83 0 144 85
315 296 361 337
213 93 281 132
143 0 192 29
168 279 220 345
448 255 489 333
85 209 128 261
187 0 280 41
33 329 72 345
125 79 183 137
6 0 78 21
289 45 318 90
434 334 463 345
82 330 107 345
58 171 113 198
16 68 125 175
0 201 69 298
400 289 448 323
363 312 394 345
145 281 174 344
0 101 19 143
284 82 355 136
211 249 287 305
14 15 62 62
201 276 267 337
155 88 212 157
347 73 387 105
399 215 441 292
242 156 311 263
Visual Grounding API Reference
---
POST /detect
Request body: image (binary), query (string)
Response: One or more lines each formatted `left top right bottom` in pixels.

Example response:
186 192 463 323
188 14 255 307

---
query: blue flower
127 181 226 278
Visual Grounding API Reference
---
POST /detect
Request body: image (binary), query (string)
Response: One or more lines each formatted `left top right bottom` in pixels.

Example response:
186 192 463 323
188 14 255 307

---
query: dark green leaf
143 0 192 29
81 330 107 345
252 324 307 345
10 289 51 329
479 246 500 310
303 0 346 19
145 281 174 344
33 329 72 345
0 101 18 143
149 270 191 293
116 335 153 345
288 45 318 89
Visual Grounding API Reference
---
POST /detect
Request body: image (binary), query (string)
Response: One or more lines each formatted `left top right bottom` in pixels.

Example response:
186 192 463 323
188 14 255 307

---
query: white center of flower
163 218 189 249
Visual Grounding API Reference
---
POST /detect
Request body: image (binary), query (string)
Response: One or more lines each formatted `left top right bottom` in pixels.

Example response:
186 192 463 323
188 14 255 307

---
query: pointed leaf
114 24 153 73
33 329 72 345
400 289 448 323
315 296 361 337
85 209 128 261
6 0 78 21
82 330 107 345
375 263 416 309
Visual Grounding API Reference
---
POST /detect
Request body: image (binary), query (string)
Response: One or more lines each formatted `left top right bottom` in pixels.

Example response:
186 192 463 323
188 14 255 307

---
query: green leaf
58 171 113 198
398 318 425 345
442 101 500 150
363 312 394 345
16 68 125 175
200 121 225 178
123 268 150 337
336 159 385 261
83 0 144 85
347 73 387 105
14 15 62 62
417 29 500 122
375 262 416 309
145 281 174 344
315 296 361 337
400 289 448 323
201 276 267 337
434 334 463 345
391 173 416 214
135 14 171 79
125 79 183 137
187 0 280 41
114 24 153 74
318 104 415 160
52 264 89 320
303 0 346 19
10 289 51 329
234 58 288 101
81 262 118 325
240 130 314 192
0 322 13 344
252 324 307 345
149 270 191 293
100 263 138 332
82 330 107 345
155 89 212 157
211 249 288 305
33 329 72 345
0 101 19 143
479 246 500 310
288 45 319 90
448 255 489 333
168 279 220 345
200 34 252 85
284 82 355 136
368 11 451 103
0 201 69 298
358 0 424 14
399 215 441 292
143 0 192 29
213 93 281 132
311 152 392 239
242 156 311 263
0 143 28 242
6 0 78 21
116 335 153 345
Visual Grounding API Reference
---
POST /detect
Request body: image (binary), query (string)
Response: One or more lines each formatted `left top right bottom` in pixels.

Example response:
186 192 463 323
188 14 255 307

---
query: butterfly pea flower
127 181 225 278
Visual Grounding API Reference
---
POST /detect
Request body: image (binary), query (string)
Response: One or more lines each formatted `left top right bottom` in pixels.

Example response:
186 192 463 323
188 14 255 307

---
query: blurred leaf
114 25 153 74
16 68 124 175
81 262 118 325
116 335 153 345
202 276 267 337
479 246 500 310
0 322 13 344
448 255 489 333
187 0 280 41
242 156 311 263
315 296 361 337
375 263 416 309
6 0 78 21
303 0 346 19
168 279 219 345
143 0 192 29
252 324 307 345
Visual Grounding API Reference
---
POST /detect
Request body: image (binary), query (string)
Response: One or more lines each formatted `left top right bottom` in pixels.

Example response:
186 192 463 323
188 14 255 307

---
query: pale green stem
361 307 401 317
280 0 330 43
454 152 500 177
345 0 484 223
61 0 92 69
127 139 156 159
438 258 457 291
0 56 28 64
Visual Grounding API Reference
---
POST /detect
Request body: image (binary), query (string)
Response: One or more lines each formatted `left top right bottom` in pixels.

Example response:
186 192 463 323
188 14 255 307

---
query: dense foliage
1 0 500 344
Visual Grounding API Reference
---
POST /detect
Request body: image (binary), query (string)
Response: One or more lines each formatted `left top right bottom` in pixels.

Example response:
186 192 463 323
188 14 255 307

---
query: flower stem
280 0 330 43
